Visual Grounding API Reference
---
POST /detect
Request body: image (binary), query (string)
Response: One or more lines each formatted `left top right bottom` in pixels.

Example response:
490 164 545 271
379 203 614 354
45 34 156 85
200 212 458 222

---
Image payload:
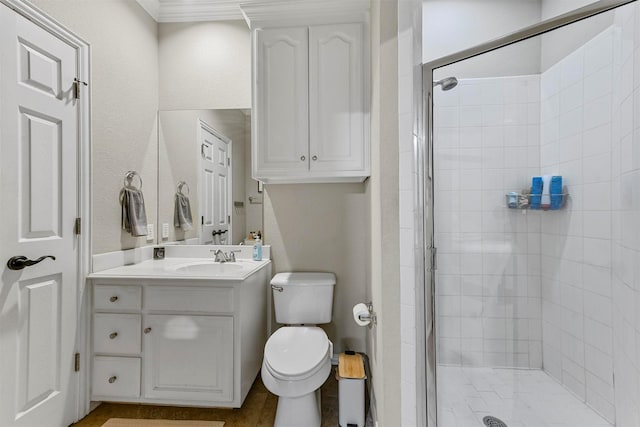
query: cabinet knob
300 155 306 161
109 296 118 302
108 376 117 384
109 332 118 339
144 327 152 334
312 155 318 161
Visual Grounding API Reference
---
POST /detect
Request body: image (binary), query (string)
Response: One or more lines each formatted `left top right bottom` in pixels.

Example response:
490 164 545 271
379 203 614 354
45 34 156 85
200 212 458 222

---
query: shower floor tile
437 366 612 427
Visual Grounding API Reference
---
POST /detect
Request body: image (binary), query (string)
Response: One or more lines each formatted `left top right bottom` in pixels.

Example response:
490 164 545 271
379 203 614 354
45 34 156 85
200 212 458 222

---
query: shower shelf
505 187 569 211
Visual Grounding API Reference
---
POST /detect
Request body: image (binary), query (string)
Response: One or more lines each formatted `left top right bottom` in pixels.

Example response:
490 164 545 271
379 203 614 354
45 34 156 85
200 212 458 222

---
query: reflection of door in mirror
199 120 231 245
158 109 261 245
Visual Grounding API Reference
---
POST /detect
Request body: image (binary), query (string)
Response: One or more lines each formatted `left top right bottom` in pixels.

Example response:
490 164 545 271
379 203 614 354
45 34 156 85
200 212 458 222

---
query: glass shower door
427 2 639 426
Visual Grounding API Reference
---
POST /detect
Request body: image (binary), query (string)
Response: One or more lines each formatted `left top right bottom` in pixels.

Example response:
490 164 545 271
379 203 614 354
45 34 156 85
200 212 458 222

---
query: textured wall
366 0 402 425
398 0 423 424
263 184 368 354
30 0 159 255
158 21 251 110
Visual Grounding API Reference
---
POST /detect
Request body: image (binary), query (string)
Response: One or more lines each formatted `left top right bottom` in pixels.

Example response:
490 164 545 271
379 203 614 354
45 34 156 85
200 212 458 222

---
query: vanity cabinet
143 314 233 402
89 266 269 408
253 22 369 183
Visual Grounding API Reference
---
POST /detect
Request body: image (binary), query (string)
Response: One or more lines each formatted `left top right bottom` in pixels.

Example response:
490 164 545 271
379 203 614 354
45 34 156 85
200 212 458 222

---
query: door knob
144 327 152 334
109 332 118 339
7 255 55 271
108 376 117 383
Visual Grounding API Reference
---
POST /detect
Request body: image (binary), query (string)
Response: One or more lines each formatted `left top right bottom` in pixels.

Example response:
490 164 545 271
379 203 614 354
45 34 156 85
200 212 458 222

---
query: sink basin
170 261 244 275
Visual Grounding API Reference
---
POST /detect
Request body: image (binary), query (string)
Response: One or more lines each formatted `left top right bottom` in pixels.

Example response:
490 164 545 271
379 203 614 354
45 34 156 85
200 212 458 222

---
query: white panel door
143 314 234 402
199 122 231 245
309 23 365 172
0 4 80 427
254 27 309 176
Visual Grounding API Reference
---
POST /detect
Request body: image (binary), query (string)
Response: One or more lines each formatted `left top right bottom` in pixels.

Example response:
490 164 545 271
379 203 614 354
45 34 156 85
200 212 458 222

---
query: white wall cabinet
89 266 269 408
253 22 369 183
255 26 309 175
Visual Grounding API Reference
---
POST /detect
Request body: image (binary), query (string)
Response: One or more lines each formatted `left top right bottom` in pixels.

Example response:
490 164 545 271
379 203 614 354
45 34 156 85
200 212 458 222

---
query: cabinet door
254 27 309 176
143 315 233 402
309 23 366 172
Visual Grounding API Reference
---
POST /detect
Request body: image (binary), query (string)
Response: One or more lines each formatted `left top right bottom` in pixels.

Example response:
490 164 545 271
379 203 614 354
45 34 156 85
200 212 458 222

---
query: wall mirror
158 109 263 245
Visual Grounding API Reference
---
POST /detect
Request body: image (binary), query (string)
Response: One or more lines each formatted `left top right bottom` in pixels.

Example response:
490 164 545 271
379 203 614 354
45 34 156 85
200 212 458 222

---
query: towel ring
177 181 190 196
124 171 142 190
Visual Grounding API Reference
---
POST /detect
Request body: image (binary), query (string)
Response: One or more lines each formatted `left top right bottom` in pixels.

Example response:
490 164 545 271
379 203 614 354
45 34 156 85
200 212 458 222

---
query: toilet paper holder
357 302 376 325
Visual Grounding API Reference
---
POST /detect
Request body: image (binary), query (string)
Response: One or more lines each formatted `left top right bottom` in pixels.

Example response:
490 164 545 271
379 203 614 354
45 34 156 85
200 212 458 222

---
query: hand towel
530 177 542 210
550 175 563 210
120 187 148 237
541 174 552 210
174 193 193 231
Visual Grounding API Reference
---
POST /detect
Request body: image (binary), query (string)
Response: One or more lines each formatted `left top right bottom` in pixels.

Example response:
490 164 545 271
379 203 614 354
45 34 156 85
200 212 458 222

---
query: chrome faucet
213 249 228 263
226 249 242 262
212 249 239 263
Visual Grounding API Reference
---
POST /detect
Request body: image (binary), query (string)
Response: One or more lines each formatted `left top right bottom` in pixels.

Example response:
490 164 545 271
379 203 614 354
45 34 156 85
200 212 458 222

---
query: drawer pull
108 376 117 384
312 155 318 161
109 332 118 339
109 296 118 302
144 327 152 334
300 155 306 161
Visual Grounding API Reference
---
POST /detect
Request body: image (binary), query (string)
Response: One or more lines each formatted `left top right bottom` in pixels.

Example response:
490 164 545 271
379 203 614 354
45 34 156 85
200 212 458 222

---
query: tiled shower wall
433 3 640 424
539 26 617 422
611 4 640 427
434 75 543 368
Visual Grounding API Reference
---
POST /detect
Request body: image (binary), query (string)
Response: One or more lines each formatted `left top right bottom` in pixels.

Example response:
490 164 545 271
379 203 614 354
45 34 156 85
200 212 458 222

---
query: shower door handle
7 255 56 271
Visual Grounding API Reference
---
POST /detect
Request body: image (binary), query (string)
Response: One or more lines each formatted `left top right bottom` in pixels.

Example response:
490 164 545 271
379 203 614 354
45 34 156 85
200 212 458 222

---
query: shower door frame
417 0 636 425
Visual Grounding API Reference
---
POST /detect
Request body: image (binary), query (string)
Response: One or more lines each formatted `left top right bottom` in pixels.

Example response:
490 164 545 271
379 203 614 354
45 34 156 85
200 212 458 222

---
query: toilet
261 272 336 427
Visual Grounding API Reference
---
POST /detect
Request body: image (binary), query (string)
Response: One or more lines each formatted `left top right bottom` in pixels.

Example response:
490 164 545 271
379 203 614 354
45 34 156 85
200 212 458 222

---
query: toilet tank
271 272 336 324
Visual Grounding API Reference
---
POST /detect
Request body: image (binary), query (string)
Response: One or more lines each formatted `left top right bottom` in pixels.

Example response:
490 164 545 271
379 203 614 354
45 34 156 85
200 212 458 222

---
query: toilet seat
264 327 330 381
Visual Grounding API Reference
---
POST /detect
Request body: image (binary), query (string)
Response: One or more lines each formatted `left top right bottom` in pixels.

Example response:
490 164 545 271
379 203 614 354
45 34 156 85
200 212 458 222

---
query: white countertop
88 257 271 281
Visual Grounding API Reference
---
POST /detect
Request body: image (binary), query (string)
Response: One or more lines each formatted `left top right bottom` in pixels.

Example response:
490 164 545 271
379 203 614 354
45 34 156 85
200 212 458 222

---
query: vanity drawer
94 285 141 311
92 356 141 398
145 286 234 313
93 313 141 354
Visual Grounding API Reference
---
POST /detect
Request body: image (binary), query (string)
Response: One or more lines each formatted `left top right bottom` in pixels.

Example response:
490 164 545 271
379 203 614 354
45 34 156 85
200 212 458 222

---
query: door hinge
73 78 87 99
227 215 231 224
74 352 80 372
74 217 81 235
201 216 204 225
227 157 230 167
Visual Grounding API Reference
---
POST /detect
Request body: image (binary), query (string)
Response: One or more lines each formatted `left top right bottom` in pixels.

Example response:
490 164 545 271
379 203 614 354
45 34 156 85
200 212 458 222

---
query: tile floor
437 366 611 427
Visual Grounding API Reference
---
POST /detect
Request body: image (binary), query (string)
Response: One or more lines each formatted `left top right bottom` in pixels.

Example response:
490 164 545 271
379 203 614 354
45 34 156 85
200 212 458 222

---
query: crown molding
240 0 369 28
158 0 246 22
136 0 249 23
136 0 369 25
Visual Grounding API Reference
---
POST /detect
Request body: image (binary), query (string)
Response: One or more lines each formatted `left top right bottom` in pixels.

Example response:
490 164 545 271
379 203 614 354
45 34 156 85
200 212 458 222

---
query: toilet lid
265 327 330 379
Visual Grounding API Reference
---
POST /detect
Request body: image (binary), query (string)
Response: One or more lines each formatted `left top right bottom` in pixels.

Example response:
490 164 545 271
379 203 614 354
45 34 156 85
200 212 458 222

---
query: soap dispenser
253 236 262 261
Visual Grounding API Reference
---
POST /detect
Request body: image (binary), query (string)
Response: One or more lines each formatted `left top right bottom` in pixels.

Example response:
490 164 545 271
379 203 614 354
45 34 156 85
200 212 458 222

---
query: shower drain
482 415 508 427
